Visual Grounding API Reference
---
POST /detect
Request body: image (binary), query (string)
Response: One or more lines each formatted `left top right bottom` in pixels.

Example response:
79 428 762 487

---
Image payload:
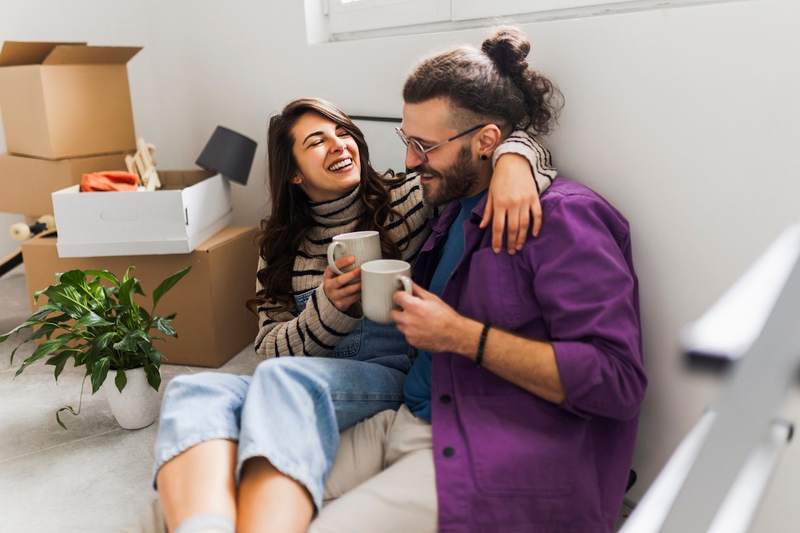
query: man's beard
417 146 481 207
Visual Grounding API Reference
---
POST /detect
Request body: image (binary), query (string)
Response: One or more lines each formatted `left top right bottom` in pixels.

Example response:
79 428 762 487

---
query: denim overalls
152 289 411 512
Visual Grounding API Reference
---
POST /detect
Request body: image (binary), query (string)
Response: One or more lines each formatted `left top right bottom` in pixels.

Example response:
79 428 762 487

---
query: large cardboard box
21 226 260 368
52 170 233 257
0 152 128 216
0 41 140 159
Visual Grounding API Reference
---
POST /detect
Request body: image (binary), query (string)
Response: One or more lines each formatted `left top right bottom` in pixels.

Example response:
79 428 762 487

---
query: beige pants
311 404 437 533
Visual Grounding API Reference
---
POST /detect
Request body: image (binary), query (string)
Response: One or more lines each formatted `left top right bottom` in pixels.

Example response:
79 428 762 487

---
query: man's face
401 98 481 207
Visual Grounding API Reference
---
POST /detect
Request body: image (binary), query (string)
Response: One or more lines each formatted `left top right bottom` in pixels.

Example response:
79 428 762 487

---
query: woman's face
290 112 361 203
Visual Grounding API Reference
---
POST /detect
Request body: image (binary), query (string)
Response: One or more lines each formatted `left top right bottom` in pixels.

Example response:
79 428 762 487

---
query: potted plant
0 266 190 430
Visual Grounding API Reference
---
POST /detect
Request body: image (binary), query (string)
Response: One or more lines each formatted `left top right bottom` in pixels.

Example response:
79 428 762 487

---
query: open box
52 170 233 258
0 41 140 159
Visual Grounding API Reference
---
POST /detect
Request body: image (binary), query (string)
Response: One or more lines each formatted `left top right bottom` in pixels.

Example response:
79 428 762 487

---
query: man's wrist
451 315 484 358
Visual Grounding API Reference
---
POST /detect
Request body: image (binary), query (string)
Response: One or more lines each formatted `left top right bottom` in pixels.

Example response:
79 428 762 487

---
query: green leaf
90 357 110 394
153 317 177 337
0 313 52 343
29 323 59 342
113 330 149 353
133 279 145 297
114 369 127 392
123 266 135 283
86 281 107 307
85 269 121 287
29 303 63 321
73 311 113 330
152 267 191 310
29 336 70 360
13 336 70 377
46 351 76 381
39 285 86 319
138 307 152 324
118 277 139 312
103 286 118 301
148 350 163 366
93 331 118 351
145 364 161 391
47 313 72 325
9 340 30 366
59 270 87 287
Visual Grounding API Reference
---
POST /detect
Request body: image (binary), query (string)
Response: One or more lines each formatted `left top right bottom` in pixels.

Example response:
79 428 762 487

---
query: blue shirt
402 192 485 421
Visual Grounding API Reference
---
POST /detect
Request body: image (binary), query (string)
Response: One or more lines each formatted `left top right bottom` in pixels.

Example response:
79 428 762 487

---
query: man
309 27 646 533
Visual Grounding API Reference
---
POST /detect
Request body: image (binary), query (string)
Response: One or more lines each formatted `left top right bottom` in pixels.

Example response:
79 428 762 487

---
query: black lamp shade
196 126 257 185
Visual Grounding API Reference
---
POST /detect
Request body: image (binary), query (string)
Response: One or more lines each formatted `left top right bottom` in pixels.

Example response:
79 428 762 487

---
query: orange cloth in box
80 171 138 192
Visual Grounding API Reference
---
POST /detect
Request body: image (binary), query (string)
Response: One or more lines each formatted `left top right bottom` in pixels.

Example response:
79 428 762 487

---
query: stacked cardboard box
21 227 259 368
0 41 140 215
1 41 257 367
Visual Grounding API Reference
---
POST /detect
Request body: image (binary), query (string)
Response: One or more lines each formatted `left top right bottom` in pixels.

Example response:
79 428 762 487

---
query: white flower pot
103 367 160 430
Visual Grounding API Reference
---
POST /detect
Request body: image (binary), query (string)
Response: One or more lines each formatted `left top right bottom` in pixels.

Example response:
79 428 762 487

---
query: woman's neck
309 184 363 226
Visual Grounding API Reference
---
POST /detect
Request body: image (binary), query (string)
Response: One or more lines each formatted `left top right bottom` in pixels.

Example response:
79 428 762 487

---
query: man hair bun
481 26 531 78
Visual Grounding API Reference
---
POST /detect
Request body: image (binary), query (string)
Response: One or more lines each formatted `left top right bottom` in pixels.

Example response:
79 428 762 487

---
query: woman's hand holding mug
323 256 363 313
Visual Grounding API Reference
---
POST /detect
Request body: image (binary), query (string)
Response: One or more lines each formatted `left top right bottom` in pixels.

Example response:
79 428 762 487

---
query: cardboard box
0 152 128 216
52 170 233 258
0 41 140 159
21 226 260 368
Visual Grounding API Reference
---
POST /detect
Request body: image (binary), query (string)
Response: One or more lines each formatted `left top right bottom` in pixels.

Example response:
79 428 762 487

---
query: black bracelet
475 323 491 366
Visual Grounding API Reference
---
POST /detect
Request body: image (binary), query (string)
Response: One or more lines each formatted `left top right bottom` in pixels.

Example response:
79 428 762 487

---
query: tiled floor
0 268 262 533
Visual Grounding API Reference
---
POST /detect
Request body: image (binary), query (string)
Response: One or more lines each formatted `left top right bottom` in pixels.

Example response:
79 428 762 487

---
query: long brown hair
247 98 406 315
403 26 563 135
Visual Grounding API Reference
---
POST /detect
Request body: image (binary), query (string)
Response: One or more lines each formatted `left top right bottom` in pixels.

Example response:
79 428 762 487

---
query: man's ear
474 124 502 159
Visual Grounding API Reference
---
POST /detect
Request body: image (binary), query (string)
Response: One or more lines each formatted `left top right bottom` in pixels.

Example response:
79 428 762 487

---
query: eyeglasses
395 123 486 164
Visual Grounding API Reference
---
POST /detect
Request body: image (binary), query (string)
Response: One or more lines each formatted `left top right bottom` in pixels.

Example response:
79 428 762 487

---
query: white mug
327 230 382 275
361 259 413 324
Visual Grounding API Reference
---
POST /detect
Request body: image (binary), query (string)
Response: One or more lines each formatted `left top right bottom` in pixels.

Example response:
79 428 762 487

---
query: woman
148 98 556 533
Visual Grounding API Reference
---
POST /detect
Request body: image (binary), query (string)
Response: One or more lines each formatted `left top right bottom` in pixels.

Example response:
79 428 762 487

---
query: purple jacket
413 177 646 532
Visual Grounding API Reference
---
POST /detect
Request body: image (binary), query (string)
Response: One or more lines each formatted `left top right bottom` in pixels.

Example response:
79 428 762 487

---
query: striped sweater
254 132 557 358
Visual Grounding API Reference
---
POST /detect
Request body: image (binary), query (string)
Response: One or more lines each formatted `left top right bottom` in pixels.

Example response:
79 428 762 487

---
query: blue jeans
152 289 410 511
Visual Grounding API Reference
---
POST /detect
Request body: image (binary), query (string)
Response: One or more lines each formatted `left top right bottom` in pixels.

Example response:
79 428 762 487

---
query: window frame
328 0 451 34
321 0 744 41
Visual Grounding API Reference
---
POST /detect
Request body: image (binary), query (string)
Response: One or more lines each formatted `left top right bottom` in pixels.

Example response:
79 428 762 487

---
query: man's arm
441 315 565 404
392 285 564 403
392 193 646 421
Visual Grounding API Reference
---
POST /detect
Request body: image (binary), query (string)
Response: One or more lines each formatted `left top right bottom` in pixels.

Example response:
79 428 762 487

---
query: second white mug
361 259 413 324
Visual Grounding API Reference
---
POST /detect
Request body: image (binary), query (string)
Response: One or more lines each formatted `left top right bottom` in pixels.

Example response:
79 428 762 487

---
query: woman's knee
253 357 308 382
162 372 249 410
251 358 330 398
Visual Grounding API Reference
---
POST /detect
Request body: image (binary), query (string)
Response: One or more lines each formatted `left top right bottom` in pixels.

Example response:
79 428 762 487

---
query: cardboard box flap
42 45 142 65
0 41 86 66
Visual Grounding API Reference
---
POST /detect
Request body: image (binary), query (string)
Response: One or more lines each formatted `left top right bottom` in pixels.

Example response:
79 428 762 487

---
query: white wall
2 0 799 530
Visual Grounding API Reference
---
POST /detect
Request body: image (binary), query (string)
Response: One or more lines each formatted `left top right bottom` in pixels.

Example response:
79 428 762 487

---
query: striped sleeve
492 128 557 195
253 258 361 358
385 173 432 262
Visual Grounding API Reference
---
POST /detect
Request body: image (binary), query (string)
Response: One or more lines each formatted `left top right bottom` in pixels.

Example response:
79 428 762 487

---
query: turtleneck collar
308 184 364 226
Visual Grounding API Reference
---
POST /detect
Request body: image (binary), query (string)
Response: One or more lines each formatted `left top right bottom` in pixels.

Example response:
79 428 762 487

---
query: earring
480 154 488 161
